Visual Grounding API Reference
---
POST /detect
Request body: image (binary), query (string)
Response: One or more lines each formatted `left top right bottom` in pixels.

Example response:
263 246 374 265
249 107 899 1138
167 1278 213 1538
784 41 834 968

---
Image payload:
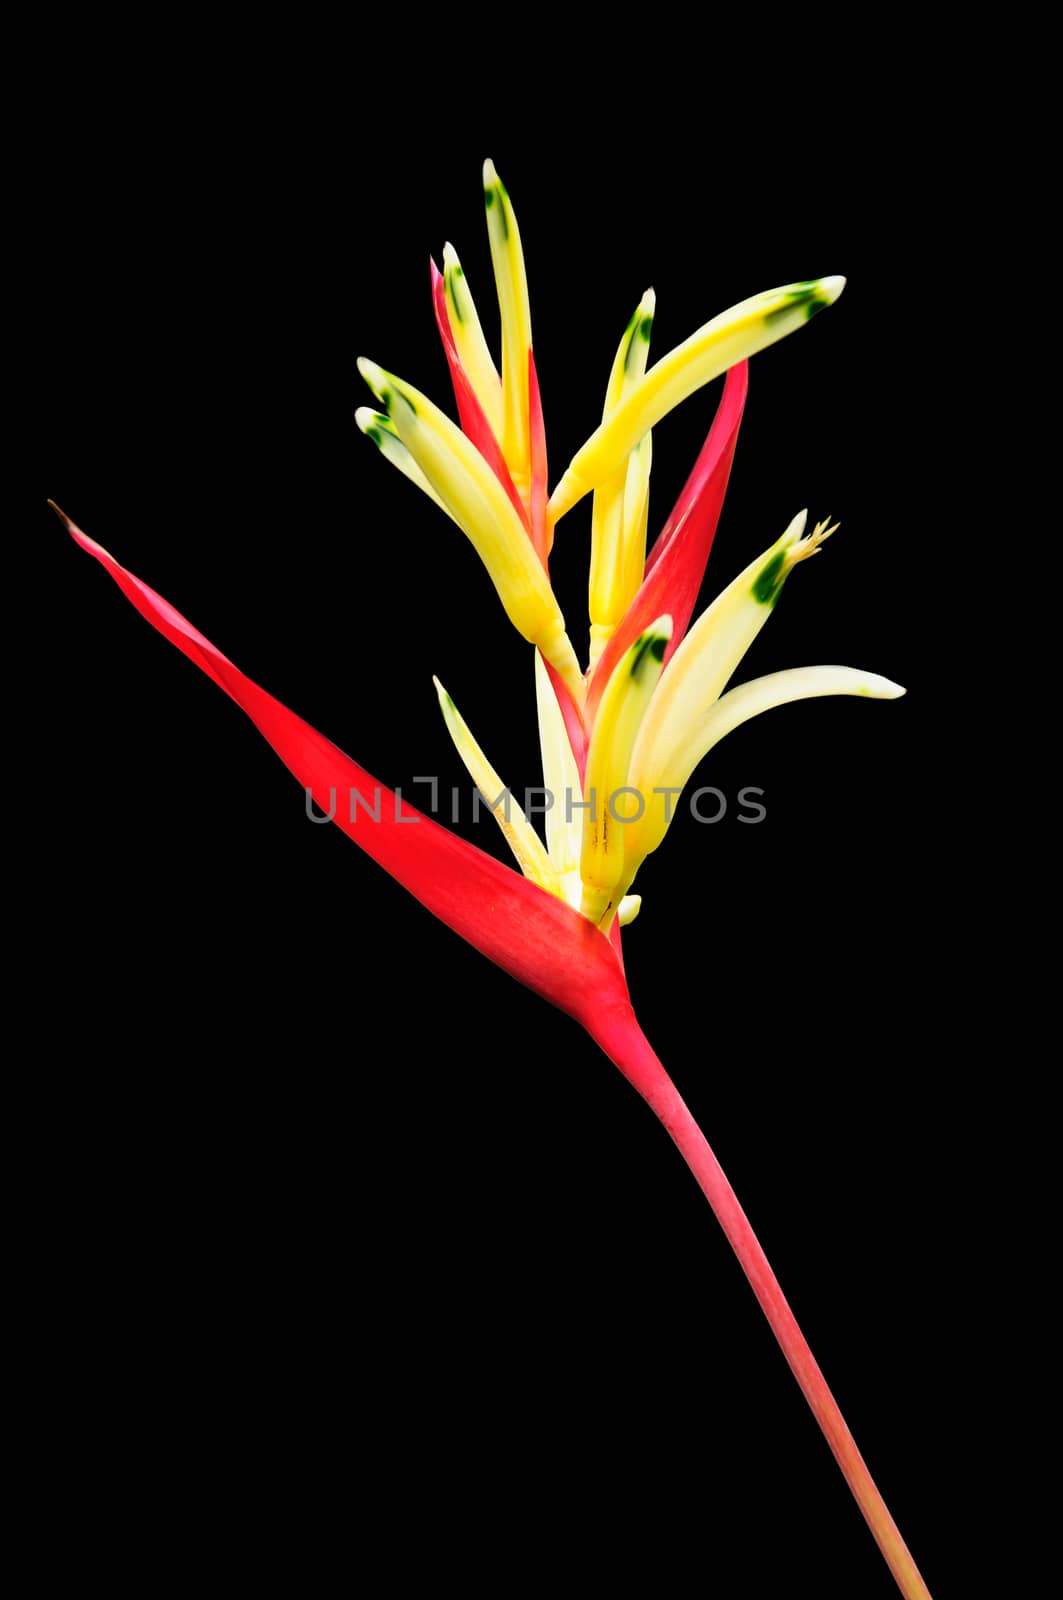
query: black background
38 45 980 1596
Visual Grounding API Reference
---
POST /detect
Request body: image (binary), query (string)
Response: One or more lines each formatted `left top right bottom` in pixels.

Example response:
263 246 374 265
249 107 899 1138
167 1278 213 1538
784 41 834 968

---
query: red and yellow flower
58 160 928 1599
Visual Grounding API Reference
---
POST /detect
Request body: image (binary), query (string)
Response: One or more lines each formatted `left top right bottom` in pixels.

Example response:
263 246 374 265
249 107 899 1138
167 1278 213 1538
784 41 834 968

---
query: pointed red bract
62 510 630 1026
429 261 529 531
586 362 748 723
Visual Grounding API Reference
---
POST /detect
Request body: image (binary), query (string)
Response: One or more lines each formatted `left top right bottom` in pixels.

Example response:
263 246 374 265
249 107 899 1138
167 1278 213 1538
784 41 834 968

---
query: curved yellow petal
534 649 583 906
627 663 904 870
434 676 561 896
358 357 584 706
549 277 845 523
626 510 830 848
355 407 454 519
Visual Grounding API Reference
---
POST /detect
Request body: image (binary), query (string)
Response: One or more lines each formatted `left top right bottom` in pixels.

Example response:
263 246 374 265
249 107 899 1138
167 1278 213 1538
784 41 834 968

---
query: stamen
781 516 838 575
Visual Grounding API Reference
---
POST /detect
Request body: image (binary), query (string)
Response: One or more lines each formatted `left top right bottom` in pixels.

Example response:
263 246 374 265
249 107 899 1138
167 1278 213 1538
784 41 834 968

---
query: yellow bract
623 517 895 876
356 357 584 707
580 617 672 929
354 407 453 519
588 288 656 668
483 158 534 509
442 241 503 440
549 278 846 524
434 676 561 897
627 665 906 879
534 651 584 910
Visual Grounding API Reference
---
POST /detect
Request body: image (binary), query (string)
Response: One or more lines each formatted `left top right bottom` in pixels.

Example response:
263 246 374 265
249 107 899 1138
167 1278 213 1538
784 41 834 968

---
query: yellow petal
619 432 652 617
434 676 561 895
534 649 583 906
627 664 903 869
549 278 846 523
617 893 642 927
355 407 454 520
442 241 503 440
589 290 656 663
580 615 672 928
627 511 833 859
628 667 900 886
483 159 534 506
358 357 584 706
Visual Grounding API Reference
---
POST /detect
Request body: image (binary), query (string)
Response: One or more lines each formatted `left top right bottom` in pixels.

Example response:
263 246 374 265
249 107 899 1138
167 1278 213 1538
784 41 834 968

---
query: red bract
57 510 630 1031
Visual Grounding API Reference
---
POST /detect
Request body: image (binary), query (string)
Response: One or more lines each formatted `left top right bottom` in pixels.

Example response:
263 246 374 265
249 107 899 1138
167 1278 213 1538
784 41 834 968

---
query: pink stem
585 1000 933 1600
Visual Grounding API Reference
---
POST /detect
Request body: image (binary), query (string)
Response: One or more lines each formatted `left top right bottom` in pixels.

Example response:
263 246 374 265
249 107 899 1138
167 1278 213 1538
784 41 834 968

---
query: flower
58 160 928 1598
354 159 901 938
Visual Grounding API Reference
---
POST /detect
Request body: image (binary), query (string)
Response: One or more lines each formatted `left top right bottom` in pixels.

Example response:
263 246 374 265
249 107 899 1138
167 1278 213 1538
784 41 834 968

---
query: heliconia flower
60 161 930 1600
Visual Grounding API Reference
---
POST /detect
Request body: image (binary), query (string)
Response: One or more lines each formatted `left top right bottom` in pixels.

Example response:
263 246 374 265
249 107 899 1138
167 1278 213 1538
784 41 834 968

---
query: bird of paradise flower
56 158 930 1598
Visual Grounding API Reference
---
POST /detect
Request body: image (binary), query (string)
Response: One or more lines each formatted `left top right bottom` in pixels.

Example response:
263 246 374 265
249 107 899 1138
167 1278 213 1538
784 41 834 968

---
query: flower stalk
587 1001 933 1600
